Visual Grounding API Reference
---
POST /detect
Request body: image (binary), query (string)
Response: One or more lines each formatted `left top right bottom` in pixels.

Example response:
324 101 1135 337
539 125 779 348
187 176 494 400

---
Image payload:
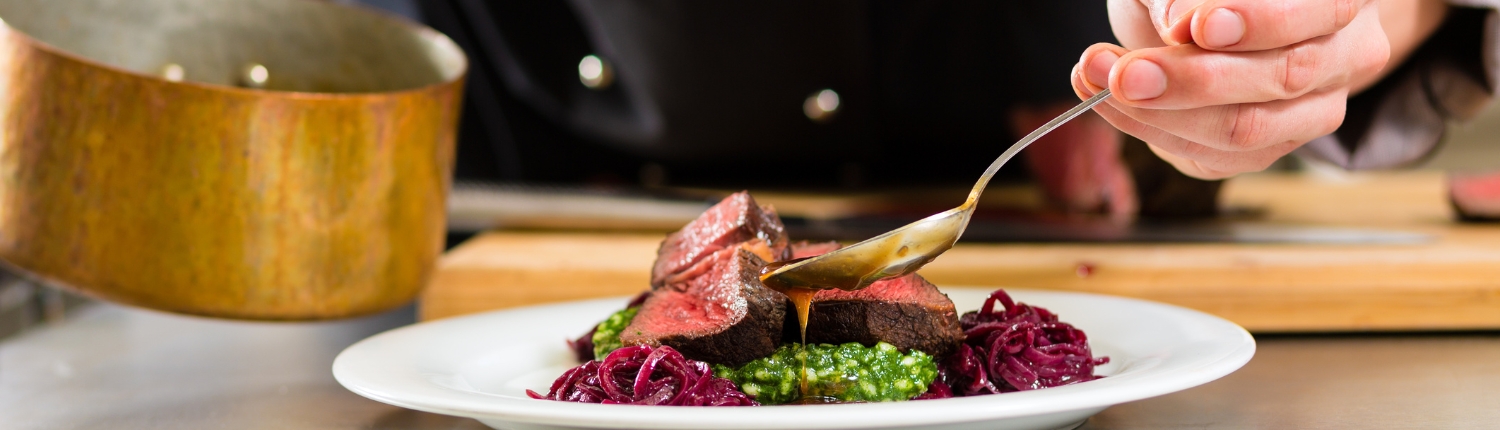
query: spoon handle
967 88 1113 203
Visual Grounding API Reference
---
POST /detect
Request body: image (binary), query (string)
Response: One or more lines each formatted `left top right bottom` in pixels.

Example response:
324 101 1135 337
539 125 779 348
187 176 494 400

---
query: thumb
1144 0 1208 45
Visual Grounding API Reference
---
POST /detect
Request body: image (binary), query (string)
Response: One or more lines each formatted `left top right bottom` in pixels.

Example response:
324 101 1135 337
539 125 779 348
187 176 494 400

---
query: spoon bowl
763 89 1113 290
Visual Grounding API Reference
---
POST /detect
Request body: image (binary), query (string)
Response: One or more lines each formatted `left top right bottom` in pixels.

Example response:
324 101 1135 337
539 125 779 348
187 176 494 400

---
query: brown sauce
760 258 820 398
760 257 817 341
761 215 958 293
755 208 966 403
761 246 942 403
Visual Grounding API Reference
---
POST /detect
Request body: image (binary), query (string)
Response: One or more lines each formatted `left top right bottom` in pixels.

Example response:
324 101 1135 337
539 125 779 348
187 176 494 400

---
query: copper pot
0 0 466 319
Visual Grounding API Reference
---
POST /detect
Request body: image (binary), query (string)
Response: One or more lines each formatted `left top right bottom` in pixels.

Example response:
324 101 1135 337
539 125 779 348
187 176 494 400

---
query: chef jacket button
579 54 613 90
804 89 839 123
240 63 269 89
161 63 185 82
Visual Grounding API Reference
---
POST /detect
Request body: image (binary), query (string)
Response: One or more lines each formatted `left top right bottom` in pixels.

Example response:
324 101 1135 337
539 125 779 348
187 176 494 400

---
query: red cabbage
912 380 954 400
567 292 652 363
567 326 598 363
528 345 759 406
938 343 998 396
940 289 1108 395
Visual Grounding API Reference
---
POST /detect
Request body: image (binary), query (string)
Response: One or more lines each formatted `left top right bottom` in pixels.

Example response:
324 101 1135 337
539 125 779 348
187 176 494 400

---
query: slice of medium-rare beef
781 242 964 357
651 192 790 289
790 240 843 259
622 248 786 366
792 273 965 358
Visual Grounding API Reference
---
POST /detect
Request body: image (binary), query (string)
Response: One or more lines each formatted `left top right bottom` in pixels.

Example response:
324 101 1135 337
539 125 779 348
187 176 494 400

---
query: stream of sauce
751 202 970 403
760 207 963 293
760 257 818 397
761 244 937 403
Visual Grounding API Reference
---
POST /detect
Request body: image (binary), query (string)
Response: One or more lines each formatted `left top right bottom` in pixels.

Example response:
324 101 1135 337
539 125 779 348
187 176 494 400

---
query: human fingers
1013 101 1132 215
1104 157 1138 221
1071 71 1298 178
1144 143 1244 180
1137 0 1207 45
1111 0 1170 50
1107 108 1298 178
1092 124 1139 222
1082 7 1388 109
1185 0 1375 51
1097 88 1348 153
1109 102 1301 178
1076 43 1127 95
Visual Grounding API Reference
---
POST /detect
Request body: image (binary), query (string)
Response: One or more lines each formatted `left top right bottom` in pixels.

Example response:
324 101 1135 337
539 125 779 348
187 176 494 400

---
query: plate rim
333 288 1256 429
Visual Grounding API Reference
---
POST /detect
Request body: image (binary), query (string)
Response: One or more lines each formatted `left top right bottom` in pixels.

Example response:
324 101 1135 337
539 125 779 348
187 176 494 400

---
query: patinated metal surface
0 0 466 319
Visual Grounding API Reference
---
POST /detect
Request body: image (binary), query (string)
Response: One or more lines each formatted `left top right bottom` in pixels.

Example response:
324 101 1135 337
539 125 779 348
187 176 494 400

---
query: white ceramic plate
334 288 1254 430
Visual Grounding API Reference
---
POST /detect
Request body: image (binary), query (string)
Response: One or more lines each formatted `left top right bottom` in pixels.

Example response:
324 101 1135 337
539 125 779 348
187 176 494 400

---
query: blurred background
3 0 1498 339
0 2 1496 429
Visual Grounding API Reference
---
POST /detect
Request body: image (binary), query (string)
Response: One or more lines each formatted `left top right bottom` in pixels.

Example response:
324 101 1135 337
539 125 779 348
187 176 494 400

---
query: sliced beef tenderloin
622 248 786 366
789 273 965 358
790 240 843 259
781 241 964 357
651 192 790 289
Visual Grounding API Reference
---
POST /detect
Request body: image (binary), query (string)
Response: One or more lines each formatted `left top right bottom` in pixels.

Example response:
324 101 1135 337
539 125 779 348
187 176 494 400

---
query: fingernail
1202 8 1245 48
1166 1 1196 27
1121 59 1167 101
1085 51 1119 89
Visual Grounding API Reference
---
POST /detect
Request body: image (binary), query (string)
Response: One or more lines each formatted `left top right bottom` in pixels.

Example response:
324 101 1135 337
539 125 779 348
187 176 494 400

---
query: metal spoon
762 89 1114 291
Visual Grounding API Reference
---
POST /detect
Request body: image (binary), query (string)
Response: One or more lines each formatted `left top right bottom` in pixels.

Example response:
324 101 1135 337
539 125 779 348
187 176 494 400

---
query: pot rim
0 0 469 100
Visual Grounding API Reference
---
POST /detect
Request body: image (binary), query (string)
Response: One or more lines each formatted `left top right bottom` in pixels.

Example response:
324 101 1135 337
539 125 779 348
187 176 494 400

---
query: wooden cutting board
419 171 1500 332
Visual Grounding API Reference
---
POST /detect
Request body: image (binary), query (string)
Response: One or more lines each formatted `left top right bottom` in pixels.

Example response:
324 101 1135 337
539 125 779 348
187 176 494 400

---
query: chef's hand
1073 0 1440 179
1013 104 1137 221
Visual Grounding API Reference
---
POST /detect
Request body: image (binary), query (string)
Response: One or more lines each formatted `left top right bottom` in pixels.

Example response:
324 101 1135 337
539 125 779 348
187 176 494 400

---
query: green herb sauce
713 342 938 404
590 307 638 360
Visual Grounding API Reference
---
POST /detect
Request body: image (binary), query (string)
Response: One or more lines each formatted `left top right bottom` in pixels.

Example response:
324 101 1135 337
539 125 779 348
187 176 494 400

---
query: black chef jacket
414 1 1118 189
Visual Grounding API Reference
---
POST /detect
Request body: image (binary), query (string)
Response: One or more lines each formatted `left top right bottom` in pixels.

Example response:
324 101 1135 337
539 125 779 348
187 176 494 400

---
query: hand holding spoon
762 89 1114 291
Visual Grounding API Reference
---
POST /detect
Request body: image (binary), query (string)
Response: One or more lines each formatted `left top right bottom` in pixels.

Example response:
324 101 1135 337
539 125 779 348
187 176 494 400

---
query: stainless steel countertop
4 303 1498 429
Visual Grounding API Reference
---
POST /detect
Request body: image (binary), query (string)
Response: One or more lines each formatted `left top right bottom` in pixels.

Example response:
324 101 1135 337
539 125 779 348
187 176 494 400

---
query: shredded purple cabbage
567 292 652 363
528 345 759 406
567 326 598 363
912 380 954 400
940 289 1109 396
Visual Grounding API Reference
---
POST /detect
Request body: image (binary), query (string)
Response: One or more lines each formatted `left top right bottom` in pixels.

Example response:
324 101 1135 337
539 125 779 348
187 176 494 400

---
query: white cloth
1297 1 1500 169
